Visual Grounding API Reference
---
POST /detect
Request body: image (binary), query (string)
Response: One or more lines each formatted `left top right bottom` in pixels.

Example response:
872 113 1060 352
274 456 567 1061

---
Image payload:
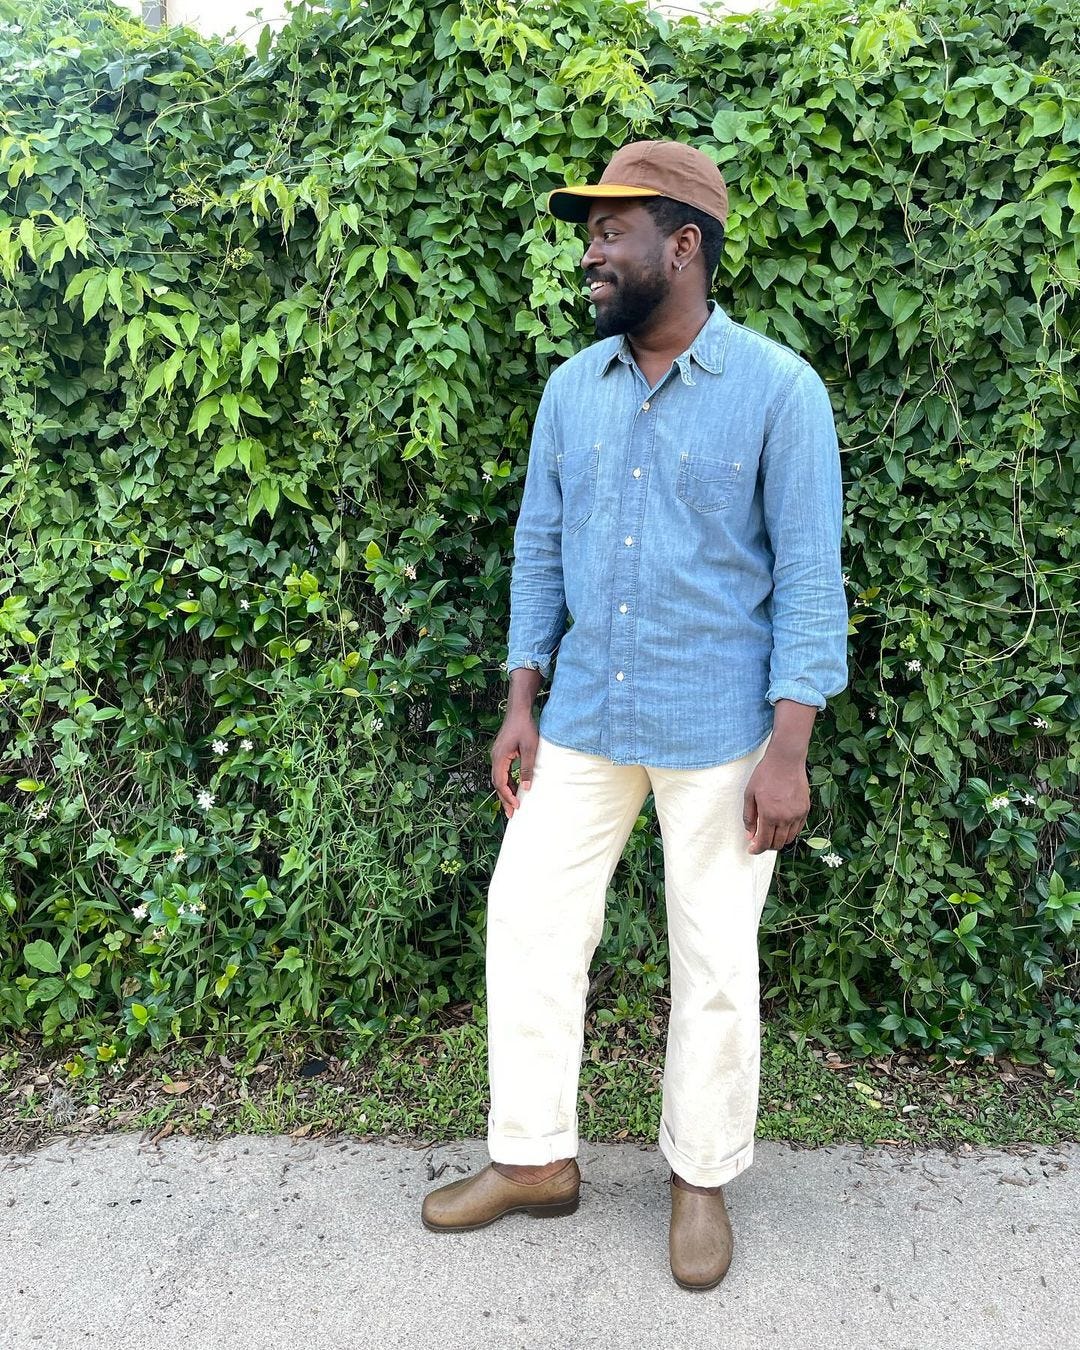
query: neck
627 293 712 368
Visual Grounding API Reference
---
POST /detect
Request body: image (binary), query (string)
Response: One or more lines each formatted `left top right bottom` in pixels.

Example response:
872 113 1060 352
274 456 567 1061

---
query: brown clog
421 1160 581 1232
669 1174 734 1290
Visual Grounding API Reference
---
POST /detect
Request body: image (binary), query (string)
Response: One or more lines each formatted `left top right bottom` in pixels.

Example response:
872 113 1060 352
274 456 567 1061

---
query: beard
591 249 670 339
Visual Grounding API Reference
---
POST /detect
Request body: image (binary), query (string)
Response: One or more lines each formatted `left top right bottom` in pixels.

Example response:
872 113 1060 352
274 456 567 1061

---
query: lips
587 278 615 301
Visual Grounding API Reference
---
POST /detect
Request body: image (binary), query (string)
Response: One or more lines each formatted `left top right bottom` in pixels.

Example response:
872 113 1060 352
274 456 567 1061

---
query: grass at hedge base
3 1006 1076 1156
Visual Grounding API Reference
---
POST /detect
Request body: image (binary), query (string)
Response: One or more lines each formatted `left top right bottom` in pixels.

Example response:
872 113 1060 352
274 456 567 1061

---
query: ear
671 224 702 271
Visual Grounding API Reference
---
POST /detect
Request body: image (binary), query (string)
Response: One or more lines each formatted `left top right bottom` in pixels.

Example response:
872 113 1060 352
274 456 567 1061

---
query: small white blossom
854 597 865 607
822 852 844 868
841 573 850 585
906 659 922 673
987 795 1010 811
132 903 148 920
30 802 49 820
17 672 30 684
371 717 384 732
186 589 194 598
241 738 253 751
197 790 215 810
240 598 250 611
212 739 228 755
1032 716 1049 729
1021 793 1036 807
396 603 410 617
482 472 492 482
867 707 877 720
403 564 417 580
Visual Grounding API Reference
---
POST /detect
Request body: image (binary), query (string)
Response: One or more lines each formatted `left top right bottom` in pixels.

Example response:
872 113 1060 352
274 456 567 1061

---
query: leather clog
421 1159 580 1232
669 1174 734 1290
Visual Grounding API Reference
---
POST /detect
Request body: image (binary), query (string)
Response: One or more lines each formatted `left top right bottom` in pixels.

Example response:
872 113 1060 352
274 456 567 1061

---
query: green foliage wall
0 0 1077 1075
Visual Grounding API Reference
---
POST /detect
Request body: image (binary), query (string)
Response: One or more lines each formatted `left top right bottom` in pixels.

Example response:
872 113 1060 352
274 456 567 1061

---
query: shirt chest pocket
676 452 742 513
557 443 599 533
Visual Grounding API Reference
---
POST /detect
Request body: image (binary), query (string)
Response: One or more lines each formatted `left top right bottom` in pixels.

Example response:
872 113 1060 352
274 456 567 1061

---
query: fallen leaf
160 1081 191 1095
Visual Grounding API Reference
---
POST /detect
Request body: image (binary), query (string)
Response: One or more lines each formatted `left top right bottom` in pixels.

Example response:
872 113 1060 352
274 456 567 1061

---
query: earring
677 263 684 272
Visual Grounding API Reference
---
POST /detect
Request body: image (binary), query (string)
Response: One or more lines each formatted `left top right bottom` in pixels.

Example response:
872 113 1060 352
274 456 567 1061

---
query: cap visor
547 184 661 222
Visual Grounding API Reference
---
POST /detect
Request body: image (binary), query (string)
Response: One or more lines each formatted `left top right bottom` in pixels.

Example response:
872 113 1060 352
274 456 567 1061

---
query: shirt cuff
767 681 827 711
506 654 552 679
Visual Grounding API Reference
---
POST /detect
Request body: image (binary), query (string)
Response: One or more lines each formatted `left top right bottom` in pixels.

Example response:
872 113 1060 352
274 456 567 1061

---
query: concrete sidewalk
2 1134 1076 1350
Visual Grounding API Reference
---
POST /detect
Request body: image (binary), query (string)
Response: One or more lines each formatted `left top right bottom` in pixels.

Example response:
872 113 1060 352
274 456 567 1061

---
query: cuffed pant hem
487 1117 578 1165
658 1117 755 1187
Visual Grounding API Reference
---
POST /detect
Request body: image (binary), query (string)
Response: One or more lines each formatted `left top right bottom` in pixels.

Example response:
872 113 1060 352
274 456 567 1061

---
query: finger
742 789 758 840
491 752 520 816
518 740 537 793
749 819 781 855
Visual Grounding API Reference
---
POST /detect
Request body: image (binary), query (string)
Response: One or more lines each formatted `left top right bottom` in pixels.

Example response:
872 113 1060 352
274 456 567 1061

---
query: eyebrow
589 214 622 230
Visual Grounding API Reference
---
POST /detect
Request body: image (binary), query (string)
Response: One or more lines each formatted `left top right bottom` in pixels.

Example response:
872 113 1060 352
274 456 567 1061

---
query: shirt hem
537 726 774 771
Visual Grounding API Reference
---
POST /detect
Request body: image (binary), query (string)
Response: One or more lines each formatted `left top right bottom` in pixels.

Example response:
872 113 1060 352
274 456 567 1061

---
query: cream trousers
485 733 777 1188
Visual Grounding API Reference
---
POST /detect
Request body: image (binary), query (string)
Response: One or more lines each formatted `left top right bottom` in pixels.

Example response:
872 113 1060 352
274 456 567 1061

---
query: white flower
854 597 865 607
240 598 249 611
186 589 194 598
396 603 410 617
1032 716 1049 729
403 564 416 580
17 672 30 684
173 847 187 862
371 717 384 732
482 472 492 482
867 707 877 720
842 573 850 585
987 795 1010 811
132 903 148 920
197 790 215 810
212 739 228 755
1021 793 1036 807
241 738 253 751
906 659 922 673
822 852 844 868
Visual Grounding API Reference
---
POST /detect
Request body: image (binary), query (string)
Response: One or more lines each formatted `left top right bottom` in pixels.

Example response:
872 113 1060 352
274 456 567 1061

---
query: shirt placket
608 369 659 764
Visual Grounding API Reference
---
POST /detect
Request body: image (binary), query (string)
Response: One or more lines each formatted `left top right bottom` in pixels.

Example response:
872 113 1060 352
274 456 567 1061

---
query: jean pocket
676 452 741 513
557 443 599 533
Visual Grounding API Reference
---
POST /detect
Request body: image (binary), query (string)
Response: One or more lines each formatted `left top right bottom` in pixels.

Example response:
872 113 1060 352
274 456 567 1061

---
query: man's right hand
491 669 544 817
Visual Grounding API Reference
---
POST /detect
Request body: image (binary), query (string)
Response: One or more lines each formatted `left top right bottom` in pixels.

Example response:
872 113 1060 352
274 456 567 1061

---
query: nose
581 237 604 272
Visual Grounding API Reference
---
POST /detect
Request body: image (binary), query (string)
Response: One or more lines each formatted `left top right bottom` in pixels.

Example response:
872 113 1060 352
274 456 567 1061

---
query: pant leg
648 738 777 1186
486 735 649 1164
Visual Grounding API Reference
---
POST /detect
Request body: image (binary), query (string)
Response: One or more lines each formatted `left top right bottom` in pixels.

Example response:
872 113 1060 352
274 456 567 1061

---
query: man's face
582 202 671 340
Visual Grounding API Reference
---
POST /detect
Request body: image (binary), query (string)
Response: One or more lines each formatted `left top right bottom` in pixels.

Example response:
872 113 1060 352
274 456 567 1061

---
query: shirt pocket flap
676 452 741 513
557 442 600 532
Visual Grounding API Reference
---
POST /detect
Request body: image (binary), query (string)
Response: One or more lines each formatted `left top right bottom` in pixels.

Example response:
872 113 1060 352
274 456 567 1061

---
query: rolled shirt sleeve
761 365 849 710
505 386 569 678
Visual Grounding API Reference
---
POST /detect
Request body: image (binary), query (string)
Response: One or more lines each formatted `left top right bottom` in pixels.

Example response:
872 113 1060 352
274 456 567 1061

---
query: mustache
584 271 617 285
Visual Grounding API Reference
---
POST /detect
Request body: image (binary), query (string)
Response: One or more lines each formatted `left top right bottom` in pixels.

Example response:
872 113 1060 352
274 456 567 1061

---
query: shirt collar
597 300 731 379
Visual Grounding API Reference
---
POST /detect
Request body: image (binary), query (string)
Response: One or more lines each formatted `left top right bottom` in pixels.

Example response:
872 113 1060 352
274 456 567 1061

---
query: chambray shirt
506 301 848 768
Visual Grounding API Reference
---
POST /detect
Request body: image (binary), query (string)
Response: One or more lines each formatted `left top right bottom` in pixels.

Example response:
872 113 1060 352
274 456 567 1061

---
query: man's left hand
743 754 810 855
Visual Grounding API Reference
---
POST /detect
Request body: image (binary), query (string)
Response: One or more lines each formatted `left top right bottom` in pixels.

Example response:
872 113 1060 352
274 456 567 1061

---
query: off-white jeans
485 733 777 1187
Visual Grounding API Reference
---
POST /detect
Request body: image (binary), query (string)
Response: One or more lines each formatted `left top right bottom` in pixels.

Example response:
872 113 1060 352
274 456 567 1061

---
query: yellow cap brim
547 184 662 222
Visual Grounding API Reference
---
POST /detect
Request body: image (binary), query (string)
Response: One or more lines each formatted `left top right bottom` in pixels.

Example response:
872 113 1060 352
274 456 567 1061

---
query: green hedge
0 0 1077 1076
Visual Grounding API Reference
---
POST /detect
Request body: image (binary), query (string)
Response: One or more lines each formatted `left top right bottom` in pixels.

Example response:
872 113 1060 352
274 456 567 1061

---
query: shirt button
632 468 642 479
619 603 628 614
616 671 625 681
624 536 633 547
641 400 651 411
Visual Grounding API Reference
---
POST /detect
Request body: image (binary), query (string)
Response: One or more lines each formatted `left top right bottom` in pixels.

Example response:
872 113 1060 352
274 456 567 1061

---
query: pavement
2 1133 1076 1350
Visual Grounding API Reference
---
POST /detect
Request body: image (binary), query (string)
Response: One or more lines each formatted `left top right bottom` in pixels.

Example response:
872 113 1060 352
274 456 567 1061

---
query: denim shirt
506 301 848 768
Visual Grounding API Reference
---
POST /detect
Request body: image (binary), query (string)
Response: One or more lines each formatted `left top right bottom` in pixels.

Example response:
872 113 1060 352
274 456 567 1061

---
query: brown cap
548 140 728 227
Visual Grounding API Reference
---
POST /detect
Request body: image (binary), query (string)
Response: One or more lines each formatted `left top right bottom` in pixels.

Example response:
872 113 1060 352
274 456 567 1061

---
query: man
422 141 848 1290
